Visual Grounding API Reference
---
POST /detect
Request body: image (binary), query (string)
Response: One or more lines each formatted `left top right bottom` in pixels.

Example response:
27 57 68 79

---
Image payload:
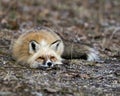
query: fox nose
47 62 52 67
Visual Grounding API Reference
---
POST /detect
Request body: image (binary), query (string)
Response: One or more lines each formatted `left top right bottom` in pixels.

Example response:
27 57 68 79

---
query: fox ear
50 40 61 51
29 41 39 54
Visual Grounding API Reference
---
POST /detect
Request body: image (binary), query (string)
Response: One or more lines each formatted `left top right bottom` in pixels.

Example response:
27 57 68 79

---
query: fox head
27 40 63 68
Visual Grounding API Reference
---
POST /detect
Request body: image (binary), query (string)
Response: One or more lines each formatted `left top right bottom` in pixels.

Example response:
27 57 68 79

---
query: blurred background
1 0 120 29
0 0 120 53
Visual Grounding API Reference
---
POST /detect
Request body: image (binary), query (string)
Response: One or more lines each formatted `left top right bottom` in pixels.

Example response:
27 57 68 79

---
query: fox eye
50 56 55 60
39 57 44 60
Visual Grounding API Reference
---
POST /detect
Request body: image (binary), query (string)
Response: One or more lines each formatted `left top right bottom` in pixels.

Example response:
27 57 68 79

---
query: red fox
12 26 99 68
12 27 64 68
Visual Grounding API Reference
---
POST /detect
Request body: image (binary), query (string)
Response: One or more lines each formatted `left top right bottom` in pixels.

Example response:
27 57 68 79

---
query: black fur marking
80 54 88 60
51 40 61 45
50 40 61 50
31 42 36 51
30 40 39 52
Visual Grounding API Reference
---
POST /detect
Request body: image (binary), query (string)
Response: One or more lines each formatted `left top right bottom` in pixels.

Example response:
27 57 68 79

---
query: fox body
12 27 100 68
12 27 64 68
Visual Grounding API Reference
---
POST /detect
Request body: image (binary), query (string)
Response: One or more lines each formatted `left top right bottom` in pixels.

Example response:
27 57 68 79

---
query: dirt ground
0 0 120 96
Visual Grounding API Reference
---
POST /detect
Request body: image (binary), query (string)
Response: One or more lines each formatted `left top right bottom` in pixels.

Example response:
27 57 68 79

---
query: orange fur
12 28 64 68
